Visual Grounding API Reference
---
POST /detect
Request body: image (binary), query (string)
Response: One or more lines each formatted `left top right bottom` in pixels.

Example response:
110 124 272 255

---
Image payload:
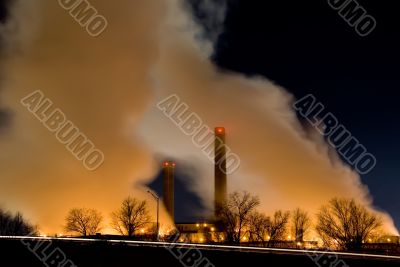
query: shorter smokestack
163 161 175 222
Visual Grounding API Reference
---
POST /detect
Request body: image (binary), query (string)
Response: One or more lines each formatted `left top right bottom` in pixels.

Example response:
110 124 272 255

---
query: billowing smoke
0 0 397 235
0 0 170 233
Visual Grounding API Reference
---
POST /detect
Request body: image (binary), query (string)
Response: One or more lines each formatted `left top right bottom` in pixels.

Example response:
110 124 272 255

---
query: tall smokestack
215 127 227 217
163 161 175 222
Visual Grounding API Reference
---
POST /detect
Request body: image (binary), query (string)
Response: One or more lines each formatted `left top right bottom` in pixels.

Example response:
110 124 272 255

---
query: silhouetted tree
65 208 103 236
266 210 290 247
248 211 270 246
0 208 37 236
217 191 260 244
316 198 382 251
111 197 151 237
291 208 311 242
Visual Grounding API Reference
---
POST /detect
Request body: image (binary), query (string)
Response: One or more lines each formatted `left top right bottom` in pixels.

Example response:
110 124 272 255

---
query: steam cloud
0 0 397 235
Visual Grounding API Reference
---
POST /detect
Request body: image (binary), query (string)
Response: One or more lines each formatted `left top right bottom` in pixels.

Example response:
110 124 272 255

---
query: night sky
1 1 399 228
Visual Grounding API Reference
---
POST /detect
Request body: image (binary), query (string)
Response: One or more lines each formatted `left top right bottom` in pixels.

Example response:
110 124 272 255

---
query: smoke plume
0 0 397 235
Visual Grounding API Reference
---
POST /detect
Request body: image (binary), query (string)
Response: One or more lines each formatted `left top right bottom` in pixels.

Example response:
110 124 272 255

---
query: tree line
0 208 37 236
63 191 384 251
216 191 382 251
64 196 151 237
0 192 385 252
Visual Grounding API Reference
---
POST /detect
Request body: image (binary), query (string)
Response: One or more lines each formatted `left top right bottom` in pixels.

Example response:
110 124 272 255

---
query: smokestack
163 161 175 222
215 127 227 217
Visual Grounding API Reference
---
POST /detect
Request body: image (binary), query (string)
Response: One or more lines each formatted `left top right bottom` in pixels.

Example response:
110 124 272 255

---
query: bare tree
65 208 103 236
248 210 290 247
291 208 311 242
111 197 151 237
0 209 37 236
316 198 382 251
217 191 260 244
248 211 270 246
267 210 290 247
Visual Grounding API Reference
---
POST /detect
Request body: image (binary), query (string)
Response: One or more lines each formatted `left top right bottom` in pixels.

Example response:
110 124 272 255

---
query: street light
147 190 160 241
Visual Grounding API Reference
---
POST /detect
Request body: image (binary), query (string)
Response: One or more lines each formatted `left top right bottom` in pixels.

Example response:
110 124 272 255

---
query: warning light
164 161 176 167
216 127 225 134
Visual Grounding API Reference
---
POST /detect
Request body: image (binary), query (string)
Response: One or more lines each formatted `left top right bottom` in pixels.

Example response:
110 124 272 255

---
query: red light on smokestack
216 127 225 134
163 161 176 168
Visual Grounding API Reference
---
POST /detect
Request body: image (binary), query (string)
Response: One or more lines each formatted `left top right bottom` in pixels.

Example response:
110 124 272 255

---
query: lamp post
147 190 160 241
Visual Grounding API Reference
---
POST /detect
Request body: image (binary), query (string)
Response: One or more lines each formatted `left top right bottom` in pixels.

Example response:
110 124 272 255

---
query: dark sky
1 1 399 228
0 0 10 132
0 2 7 23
